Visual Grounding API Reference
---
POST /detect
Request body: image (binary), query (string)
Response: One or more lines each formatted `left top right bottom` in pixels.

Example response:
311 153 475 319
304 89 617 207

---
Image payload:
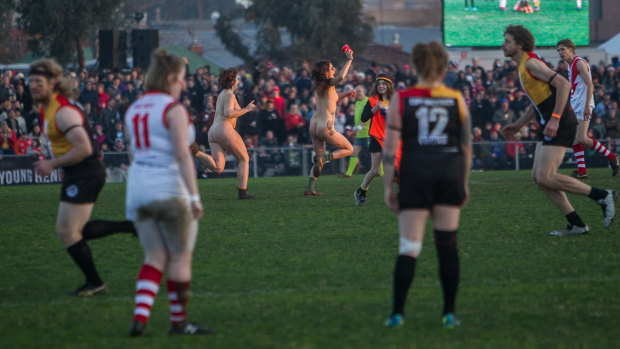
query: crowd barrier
1 140 617 186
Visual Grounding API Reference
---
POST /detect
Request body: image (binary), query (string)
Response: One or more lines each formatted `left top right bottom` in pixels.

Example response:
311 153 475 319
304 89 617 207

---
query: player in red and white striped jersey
125 49 212 336
557 38 619 179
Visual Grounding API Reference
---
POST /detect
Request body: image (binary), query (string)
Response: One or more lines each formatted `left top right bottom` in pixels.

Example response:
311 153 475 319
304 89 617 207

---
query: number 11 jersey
124 91 195 221
125 91 195 168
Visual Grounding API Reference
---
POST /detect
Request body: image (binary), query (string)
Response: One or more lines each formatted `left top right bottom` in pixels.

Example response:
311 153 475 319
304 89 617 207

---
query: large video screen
443 0 590 47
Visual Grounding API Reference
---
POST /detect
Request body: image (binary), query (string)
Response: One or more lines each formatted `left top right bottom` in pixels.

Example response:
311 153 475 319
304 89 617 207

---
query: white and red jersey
124 91 195 167
124 91 195 221
568 56 595 116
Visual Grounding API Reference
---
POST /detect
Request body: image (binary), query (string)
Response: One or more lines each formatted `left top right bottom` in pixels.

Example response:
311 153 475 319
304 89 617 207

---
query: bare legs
198 124 253 197
361 152 382 190
306 127 352 196
531 143 590 214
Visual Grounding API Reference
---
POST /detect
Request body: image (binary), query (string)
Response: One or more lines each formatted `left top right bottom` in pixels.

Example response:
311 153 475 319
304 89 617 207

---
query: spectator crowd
2 53 620 174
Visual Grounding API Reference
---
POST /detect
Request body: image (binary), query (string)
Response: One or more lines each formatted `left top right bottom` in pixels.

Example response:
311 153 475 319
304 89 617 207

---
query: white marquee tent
598 31 620 56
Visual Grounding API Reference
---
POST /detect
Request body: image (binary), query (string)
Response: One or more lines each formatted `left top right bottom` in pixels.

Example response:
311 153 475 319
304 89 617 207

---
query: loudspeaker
132 29 159 71
99 30 127 70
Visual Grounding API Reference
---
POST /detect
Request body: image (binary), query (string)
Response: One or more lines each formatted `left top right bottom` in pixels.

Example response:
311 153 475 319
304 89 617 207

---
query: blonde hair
29 58 77 99
144 48 185 94
412 41 448 82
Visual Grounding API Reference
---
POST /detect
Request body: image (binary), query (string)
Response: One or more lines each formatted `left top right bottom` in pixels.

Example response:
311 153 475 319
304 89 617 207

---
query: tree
216 0 374 66
17 0 123 70
0 1 16 63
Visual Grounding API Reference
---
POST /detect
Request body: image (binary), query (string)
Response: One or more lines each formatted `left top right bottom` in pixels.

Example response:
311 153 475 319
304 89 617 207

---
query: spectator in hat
284 104 306 142
97 82 109 113
492 99 516 127
271 85 286 118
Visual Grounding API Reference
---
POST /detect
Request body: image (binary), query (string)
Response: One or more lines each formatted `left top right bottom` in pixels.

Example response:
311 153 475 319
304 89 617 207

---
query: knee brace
399 237 422 257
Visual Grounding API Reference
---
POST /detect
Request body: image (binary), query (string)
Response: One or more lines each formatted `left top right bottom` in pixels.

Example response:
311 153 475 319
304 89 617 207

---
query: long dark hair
368 74 394 101
219 68 238 89
312 60 332 98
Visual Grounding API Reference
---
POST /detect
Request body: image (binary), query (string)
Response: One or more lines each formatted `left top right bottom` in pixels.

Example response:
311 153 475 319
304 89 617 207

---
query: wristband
551 113 561 119
189 194 201 203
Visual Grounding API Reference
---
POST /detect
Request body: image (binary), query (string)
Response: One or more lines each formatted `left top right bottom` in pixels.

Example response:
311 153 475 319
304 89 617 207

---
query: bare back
310 87 339 140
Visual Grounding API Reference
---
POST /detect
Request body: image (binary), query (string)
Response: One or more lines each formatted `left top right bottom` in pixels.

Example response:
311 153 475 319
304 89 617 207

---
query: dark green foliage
0 0 16 63
216 0 374 65
16 0 122 68
214 8 254 65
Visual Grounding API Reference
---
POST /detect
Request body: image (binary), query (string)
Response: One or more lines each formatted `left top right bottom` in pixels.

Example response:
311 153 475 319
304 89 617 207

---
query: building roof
158 27 443 69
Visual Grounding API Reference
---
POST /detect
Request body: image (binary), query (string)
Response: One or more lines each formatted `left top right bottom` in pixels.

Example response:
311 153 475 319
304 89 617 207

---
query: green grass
444 0 590 47
1 168 619 348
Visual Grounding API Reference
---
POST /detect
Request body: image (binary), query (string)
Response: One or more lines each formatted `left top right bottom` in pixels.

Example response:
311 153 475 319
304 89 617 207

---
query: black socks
391 255 417 315
67 239 103 286
434 230 459 315
565 211 586 228
82 220 136 240
588 187 608 201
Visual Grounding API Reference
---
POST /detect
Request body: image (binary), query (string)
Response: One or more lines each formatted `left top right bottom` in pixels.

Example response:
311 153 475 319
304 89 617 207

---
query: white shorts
126 164 197 253
133 198 198 253
574 111 589 121
126 164 188 221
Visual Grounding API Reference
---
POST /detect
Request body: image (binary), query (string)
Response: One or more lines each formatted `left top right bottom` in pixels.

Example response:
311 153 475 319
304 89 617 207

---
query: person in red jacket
354 74 400 206
271 85 287 119
284 104 306 142
13 133 31 155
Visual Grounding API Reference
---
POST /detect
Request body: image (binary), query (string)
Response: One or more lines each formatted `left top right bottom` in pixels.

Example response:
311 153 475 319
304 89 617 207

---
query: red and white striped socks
573 140 617 175
133 264 162 324
573 144 587 174
167 280 191 326
593 139 616 161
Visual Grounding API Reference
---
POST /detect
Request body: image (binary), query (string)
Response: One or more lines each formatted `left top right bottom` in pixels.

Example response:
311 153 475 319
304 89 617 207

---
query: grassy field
443 0 590 47
1 168 619 348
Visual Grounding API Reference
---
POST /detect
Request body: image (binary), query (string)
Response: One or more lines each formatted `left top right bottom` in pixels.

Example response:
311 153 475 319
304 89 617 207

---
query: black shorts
398 152 466 209
538 121 577 147
536 96 578 148
369 136 382 153
60 156 106 203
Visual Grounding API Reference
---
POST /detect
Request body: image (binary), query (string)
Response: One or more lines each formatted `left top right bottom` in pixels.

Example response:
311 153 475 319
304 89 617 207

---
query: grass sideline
1 169 619 348
443 0 589 47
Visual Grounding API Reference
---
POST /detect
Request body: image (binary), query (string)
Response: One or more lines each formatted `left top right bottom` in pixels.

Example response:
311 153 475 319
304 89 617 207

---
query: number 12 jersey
398 85 467 153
